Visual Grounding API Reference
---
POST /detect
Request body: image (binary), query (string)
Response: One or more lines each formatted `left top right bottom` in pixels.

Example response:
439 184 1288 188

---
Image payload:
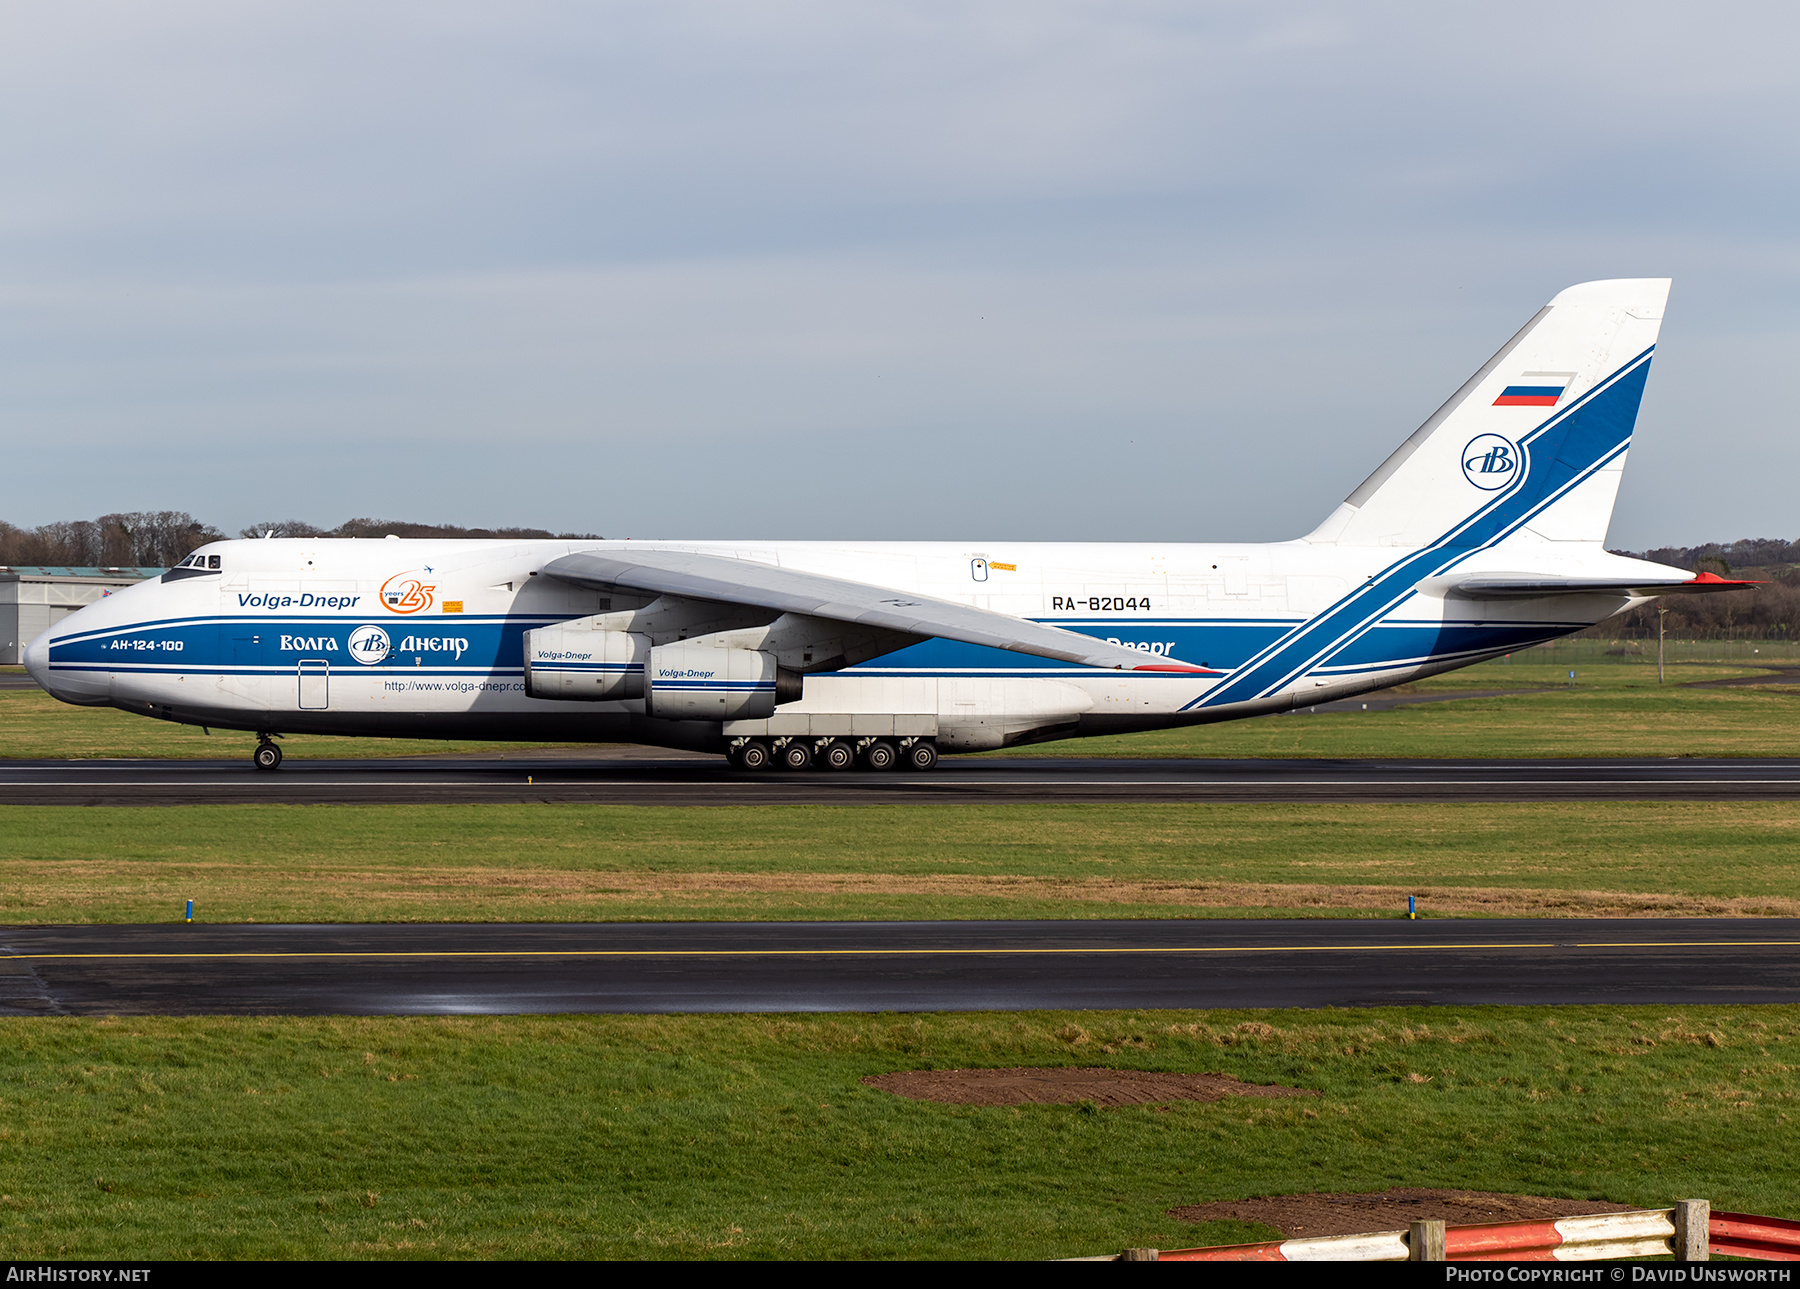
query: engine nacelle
522 626 649 701
644 644 803 720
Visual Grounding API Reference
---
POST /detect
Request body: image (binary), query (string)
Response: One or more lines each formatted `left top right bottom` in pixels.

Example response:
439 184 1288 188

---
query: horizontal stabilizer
1448 570 1759 599
541 548 1215 672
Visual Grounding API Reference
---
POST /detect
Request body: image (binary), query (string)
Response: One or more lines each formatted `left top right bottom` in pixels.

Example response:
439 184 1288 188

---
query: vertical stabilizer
1306 279 1669 550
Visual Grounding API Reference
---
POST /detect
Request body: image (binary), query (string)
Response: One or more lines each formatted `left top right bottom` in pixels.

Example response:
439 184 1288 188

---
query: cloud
0 2 1796 544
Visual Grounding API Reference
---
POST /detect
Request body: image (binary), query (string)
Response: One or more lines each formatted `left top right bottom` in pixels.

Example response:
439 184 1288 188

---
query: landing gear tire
903 739 938 771
778 740 813 771
731 740 772 771
253 740 283 772
819 739 856 771
860 739 898 772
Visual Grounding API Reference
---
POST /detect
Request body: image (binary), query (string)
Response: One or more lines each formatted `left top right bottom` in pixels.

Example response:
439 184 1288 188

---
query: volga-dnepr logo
347 625 392 665
1461 434 1519 491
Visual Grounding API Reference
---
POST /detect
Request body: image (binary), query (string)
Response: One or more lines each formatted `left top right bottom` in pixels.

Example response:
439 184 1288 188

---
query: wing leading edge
539 548 1213 672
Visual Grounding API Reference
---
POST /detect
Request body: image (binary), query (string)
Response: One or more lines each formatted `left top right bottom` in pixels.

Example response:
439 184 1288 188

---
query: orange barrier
1712 1212 1800 1262
1125 1203 1768 1262
1443 1218 1564 1260
1159 1230 1408 1262
1446 1211 1680 1262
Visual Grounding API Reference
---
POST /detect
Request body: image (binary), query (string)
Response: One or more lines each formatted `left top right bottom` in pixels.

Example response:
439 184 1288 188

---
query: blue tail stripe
1187 346 1653 711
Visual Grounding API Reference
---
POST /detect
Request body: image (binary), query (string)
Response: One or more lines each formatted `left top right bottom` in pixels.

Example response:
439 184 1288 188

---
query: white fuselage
27 535 1647 754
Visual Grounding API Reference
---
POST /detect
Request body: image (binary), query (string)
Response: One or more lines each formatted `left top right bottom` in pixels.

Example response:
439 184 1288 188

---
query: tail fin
1306 279 1670 550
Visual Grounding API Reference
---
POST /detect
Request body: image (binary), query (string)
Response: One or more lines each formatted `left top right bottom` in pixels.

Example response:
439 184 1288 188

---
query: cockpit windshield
162 551 221 582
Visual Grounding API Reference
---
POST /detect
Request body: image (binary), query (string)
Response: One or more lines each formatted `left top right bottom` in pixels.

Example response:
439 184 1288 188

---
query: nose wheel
253 737 283 772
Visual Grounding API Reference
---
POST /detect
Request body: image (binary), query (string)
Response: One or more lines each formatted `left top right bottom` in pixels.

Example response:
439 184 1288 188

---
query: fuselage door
298 660 329 710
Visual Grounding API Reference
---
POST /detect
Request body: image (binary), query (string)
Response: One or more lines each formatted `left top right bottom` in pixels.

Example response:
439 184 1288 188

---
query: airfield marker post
1674 1199 1710 1261
184 899 192 924
1409 1220 1446 1261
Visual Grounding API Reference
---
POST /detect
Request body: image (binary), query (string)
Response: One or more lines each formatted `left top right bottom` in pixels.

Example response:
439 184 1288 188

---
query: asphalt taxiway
4 753 1800 804
2 918 1794 1015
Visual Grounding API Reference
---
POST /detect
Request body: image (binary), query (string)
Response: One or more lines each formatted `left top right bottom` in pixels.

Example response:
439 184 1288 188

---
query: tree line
0 514 599 569
239 518 600 541
1603 540 1800 638
0 512 227 569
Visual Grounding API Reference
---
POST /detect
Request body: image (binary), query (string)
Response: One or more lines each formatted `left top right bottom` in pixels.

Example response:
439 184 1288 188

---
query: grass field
3 665 1798 1261
5 801 1799 925
1 1008 1793 1259
1026 684 1800 759
0 686 582 762
4 653 1798 762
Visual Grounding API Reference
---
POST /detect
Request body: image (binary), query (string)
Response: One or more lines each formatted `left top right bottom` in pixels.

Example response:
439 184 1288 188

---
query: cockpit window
162 550 221 583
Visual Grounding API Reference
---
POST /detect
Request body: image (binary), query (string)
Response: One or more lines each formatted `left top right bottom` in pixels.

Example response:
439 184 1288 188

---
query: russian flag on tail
1493 373 1572 407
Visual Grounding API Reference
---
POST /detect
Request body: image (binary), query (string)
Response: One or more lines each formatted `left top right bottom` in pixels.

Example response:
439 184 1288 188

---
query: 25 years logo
379 571 437 614
1461 434 1520 491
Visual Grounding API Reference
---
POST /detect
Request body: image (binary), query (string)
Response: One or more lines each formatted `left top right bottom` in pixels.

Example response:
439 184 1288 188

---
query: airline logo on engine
380 571 437 614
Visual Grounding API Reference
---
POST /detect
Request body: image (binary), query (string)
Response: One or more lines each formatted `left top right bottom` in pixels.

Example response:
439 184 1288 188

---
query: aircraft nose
22 629 52 690
24 625 110 705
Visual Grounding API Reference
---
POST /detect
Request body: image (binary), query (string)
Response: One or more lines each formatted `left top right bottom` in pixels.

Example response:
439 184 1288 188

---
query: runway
2 918 1795 1015
4 753 1800 804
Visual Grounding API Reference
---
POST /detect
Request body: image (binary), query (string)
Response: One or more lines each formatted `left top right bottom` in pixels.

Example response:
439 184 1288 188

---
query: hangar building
0 567 164 664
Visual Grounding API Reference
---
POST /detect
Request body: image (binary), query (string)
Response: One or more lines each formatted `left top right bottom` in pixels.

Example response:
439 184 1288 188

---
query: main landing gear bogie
727 736 938 772
729 740 772 771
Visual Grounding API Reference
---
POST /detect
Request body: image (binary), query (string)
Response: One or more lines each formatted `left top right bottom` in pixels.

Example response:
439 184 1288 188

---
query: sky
1 1 1796 548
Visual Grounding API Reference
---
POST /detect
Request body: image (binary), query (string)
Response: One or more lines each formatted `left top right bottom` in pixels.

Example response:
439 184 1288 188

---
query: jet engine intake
522 626 649 700
645 643 803 720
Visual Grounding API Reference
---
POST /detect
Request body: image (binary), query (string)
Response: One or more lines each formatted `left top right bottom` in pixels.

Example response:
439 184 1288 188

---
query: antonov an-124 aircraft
26 278 1748 771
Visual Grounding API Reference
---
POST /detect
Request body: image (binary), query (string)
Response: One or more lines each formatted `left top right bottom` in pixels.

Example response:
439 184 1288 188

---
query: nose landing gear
253 735 283 772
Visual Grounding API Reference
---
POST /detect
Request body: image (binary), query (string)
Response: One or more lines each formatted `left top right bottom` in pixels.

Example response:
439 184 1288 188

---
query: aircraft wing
540 548 1210 672
1448 570 1759 599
